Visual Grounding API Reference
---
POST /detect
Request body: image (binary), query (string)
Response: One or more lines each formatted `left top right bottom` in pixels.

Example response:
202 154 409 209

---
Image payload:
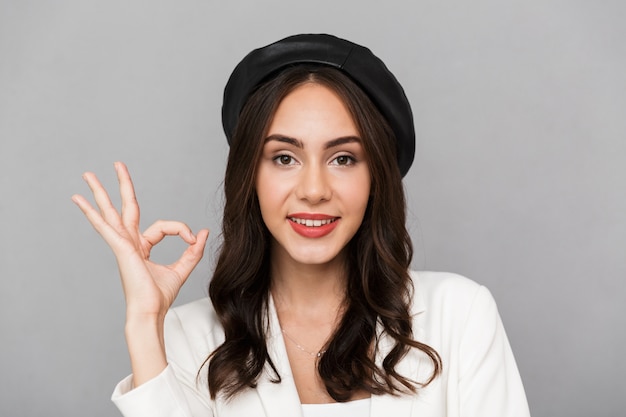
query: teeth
290 217 336 227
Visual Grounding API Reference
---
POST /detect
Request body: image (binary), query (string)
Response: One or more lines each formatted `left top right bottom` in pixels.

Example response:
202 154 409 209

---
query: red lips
287 213 340 238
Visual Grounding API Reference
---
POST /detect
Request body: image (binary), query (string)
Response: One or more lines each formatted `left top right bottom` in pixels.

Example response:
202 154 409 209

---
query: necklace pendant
282 328 327 358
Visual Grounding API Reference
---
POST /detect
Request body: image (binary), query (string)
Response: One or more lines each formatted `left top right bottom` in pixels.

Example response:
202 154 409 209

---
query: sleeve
110 306 215 417
458 286 531 417
111 365 212 417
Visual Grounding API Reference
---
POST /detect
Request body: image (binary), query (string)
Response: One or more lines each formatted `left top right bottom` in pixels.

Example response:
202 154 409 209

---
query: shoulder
408 272 530 415
166 298 218 334
408 271 499 331
410 270 489 306
410 270 482 292
162 298 225 371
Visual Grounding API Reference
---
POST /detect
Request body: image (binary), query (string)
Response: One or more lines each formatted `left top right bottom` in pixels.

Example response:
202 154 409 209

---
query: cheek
256 167 289 215
339 173 371 213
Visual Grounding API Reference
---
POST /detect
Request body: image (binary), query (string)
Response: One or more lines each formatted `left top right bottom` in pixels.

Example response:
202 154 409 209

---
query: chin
289 251 340 266
282 243 347 267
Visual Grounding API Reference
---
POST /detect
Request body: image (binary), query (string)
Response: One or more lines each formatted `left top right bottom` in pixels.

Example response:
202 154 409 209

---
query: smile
289 217 337 227
287 215 340 238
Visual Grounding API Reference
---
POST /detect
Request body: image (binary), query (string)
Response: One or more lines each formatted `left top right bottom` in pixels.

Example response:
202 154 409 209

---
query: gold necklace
281 329 327 358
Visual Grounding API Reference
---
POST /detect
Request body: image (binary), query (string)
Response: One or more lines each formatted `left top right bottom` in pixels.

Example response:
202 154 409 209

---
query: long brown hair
206 65 441 400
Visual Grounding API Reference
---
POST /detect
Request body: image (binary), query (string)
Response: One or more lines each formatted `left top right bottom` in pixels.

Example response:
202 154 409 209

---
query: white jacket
112 271 531 416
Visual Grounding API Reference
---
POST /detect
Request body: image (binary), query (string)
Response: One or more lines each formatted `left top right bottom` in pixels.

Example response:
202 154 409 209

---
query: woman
73 34 530 416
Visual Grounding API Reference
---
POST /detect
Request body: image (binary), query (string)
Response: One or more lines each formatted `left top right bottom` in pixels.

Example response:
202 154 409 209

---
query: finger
115 162 140 230
82 171 123 228
170 228 209 279
71 194 127 250
142 220 197 251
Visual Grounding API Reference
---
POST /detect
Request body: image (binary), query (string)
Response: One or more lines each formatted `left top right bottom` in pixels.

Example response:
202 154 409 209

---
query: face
255 82 371 268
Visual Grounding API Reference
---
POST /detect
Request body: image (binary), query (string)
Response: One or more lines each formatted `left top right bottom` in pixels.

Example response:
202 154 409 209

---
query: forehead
267 83 359 141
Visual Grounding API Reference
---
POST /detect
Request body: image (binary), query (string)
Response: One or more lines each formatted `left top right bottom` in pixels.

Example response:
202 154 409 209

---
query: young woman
73 34 530 416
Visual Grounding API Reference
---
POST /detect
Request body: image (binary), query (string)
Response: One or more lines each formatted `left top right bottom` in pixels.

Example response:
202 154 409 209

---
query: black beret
222 33 415 177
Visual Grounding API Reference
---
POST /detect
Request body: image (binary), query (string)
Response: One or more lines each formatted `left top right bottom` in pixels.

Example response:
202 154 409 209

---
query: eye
273 154 297 166
331 155 356 166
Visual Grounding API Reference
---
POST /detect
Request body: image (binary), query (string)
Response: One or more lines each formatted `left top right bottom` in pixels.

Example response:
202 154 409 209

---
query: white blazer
112 271 531 416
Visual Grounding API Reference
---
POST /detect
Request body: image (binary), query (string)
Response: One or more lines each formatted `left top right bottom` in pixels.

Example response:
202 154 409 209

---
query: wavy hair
205 65 441 401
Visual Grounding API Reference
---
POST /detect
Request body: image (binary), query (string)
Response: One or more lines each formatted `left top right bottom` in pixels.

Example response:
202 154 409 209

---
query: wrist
125 310 165 328
124 315 165 351
124 314 168 387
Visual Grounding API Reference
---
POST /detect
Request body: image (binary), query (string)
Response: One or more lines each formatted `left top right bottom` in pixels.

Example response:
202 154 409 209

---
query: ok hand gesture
72 162 209 320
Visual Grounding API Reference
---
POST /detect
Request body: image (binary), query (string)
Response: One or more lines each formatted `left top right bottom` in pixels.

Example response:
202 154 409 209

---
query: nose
295 164 332 204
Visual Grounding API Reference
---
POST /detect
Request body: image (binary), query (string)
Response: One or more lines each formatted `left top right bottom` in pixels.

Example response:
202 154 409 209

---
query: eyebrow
264 134 361 150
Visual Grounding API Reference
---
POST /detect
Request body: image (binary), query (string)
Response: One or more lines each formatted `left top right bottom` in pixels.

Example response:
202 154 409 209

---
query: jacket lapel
255 295 303 417
371 275 427 417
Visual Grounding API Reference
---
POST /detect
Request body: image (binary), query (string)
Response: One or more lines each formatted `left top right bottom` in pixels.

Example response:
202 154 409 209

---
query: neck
269 249 348 326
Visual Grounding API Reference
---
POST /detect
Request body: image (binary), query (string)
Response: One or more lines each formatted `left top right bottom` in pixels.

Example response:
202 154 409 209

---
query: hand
72 162 209 320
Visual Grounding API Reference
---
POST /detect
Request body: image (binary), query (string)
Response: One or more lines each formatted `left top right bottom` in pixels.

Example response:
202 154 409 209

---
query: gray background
1 1 624 416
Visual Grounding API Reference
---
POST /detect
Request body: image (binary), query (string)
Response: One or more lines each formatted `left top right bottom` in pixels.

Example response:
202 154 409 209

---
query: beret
222 33 415 177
